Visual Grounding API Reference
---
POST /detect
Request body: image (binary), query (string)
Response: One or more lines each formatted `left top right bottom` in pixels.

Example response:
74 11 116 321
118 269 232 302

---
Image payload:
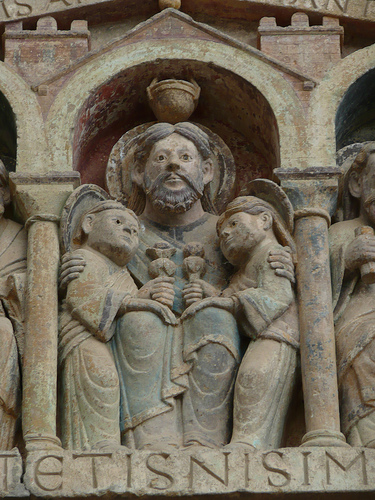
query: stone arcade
1 0 375 498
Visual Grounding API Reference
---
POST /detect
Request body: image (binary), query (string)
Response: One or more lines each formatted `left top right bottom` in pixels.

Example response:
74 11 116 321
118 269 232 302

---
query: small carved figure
59 189 180 451
183 182 299 450
330 142 375 447
0 161 27 450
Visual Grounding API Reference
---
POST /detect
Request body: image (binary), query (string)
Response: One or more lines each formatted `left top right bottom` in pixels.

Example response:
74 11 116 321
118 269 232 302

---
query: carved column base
25 433 62 452
300 430 349 448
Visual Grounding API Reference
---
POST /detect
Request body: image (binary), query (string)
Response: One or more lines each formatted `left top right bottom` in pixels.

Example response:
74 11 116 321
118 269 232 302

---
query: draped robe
0 218 27 449
329 217 375 441
225 241 299 449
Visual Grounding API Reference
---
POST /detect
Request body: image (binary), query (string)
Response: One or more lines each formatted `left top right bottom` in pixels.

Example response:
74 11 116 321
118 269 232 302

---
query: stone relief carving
59 118 296 452
330 142 375 447
0 161 26 451
59 185 181 452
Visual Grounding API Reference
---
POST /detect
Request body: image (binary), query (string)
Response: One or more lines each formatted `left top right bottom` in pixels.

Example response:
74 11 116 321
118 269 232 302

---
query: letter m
325 451 368 485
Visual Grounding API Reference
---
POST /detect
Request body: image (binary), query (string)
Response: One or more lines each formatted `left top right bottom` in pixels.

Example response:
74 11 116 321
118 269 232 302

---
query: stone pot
147 78 201 124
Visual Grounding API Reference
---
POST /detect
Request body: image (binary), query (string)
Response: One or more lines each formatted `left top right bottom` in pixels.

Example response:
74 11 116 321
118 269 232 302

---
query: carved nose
167 161 180 171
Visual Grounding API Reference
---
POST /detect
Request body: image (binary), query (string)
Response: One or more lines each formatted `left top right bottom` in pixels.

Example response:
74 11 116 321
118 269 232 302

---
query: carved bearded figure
61 122 294 449
330 143 375 447
59 193 181 451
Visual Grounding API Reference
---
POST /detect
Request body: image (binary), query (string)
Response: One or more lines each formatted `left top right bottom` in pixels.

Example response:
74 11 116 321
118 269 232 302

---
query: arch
45 37 307 175
0 61 50 173
308 43 375 170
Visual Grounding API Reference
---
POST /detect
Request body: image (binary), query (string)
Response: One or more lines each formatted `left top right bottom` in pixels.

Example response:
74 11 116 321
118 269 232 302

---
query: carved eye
231 220 237 227
116 219 122 225
157 155 166 161
181 154 191 161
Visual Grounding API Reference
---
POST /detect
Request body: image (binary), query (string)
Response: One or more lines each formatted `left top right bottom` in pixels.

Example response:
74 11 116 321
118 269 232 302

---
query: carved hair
128 122 216 215
343 142 375 220
217 196 296 260
77 200 139 245
349 142 375 175
133 122 211 165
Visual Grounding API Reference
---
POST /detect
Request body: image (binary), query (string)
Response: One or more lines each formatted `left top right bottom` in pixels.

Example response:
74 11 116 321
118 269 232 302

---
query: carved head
80 200 140 266
347 142 375 223
130 122 214 214
217 196 294 266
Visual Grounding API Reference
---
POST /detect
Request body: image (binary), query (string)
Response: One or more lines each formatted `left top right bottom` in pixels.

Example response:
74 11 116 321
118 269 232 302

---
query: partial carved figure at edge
0 161 27 450
330 142 375 447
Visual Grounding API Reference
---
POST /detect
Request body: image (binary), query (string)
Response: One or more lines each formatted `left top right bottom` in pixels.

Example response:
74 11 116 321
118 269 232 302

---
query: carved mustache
146 171 204 196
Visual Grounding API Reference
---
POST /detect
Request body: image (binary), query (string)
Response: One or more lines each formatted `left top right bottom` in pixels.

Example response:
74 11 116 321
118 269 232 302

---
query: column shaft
22 220 61 450
295 215 342 438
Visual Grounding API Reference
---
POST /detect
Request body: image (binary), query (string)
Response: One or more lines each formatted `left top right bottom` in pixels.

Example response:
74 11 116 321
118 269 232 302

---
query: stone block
0 450 28 497
23 448 375 497
3 16 90 86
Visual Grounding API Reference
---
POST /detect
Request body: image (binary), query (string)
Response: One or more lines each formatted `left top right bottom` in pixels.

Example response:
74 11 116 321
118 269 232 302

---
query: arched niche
0 91 16 172
73 60 280 200
46 37 306 186
0 62 49 174
308 43 375 169
336 68 375 149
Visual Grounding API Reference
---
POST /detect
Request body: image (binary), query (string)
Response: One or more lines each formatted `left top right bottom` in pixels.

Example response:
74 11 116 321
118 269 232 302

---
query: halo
60 184 110 254
247 179 294 233
105 122 236 215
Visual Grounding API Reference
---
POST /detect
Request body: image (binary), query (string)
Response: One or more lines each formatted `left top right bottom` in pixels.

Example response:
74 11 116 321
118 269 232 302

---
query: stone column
276 168 347 447
10 173 80 451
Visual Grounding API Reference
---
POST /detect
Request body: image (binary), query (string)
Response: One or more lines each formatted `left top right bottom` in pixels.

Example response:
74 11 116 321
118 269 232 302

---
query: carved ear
348 171 362 199
261 211 273 231
131 164 144 187
81 214 94 236
202 158 214 185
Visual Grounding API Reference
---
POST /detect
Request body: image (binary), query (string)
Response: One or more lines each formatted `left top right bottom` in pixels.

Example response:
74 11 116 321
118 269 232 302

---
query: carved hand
122 297 177 325
344 233 375 272
59 251 86 290
137 276 175 309
182 278 220 307
181 296 235 320
267 246 295 283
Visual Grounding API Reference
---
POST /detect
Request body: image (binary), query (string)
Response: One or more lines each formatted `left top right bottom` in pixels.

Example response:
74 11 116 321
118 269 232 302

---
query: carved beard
144 171 204 214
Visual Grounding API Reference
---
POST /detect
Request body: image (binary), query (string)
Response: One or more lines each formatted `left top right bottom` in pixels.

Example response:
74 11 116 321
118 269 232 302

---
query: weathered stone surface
24 447 375 497
0 450 28 497
2 0 375 23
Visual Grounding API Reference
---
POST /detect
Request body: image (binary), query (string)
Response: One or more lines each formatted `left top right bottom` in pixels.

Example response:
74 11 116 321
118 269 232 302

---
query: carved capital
9 172 80 222
275 168 341 218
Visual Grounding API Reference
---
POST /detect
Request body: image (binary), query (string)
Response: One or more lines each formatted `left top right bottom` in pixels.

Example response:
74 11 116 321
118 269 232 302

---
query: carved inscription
262 451 291 488
189 453 229 489
34 455 63 492
146 453 174 490
325 451 368 486
2 0 375 22
72 453 113 489
25 448 375 496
